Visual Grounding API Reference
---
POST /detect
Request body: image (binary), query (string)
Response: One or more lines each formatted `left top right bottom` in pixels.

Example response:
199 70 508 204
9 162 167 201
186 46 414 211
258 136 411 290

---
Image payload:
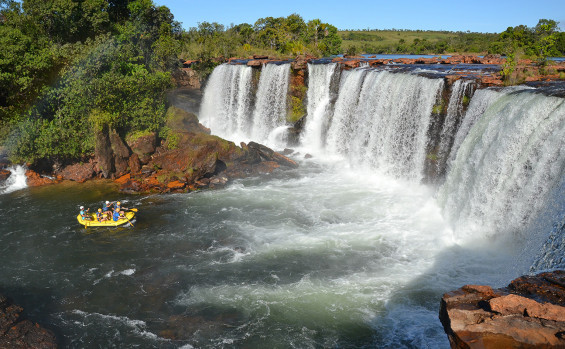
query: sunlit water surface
0 160 528 348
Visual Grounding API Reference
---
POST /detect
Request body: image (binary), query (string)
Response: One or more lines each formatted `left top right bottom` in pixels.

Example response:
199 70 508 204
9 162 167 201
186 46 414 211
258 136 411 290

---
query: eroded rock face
60 160 95 182
115 107 299 193
440 271 565 348
25 170 55 187
0 294 57 348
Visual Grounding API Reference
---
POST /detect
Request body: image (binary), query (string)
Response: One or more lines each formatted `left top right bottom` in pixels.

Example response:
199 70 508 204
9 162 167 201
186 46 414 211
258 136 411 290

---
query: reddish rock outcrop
0 168 10 181
60 160 95 182
0 294 57 348
25 170 54 187
115 107 299 193
440 271 565 348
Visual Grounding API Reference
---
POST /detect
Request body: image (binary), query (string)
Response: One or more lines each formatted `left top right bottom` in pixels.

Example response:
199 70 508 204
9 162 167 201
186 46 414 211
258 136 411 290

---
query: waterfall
325 70 444 181
199 64 253 142
448 86 530 166
438 88 565 242
436 79 474 175
300 63 338 152
0 165 28 194
251 63 291 143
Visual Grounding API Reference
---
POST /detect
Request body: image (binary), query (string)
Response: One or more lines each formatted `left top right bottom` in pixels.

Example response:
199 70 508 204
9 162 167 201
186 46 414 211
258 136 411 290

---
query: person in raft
112 207 126 221
96 208 108 222
79 206 92 221
114 201 128 214
103 201 113 214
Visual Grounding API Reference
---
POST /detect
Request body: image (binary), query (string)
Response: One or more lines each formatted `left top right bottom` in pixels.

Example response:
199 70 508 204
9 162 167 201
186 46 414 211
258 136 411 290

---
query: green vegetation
339 21 565 57
181 14 341 72
339 29 498 55
1 0 180 164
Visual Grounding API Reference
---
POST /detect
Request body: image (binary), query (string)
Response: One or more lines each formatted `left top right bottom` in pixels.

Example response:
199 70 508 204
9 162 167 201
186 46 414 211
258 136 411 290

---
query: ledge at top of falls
439 270 565 348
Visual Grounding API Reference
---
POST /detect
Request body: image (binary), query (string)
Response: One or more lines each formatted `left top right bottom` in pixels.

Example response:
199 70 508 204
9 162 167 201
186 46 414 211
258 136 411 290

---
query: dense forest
0 0 563 166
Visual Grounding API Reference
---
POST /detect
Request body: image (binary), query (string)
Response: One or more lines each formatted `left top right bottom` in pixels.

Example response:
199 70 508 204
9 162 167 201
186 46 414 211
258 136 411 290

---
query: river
1 62 564 348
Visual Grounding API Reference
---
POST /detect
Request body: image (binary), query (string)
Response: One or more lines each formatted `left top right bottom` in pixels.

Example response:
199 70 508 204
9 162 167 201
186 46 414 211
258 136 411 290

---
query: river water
0 161 530 348
1 63 564 348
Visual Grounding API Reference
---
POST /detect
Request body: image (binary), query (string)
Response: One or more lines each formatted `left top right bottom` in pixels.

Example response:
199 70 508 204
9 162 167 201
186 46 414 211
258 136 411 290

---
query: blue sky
156 0 565 33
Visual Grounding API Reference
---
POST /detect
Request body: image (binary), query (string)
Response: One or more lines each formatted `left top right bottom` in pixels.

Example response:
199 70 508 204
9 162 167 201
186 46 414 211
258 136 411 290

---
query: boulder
60 160 95 182
440 271 565 348
127 132 157 164
0 168 10 181
165 106 210 134
0 294 57 348
110 129 130 177
94 130 113 178
25 170 54 187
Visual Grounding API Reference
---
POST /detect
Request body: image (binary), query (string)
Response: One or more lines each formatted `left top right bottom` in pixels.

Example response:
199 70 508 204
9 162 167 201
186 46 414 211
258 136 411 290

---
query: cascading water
325 69 444 181
447 86 531 166
438 88 565 244
199 64 253 142
251 63 291 145
436 79 475 175
0 165 27 194
300 63 338 152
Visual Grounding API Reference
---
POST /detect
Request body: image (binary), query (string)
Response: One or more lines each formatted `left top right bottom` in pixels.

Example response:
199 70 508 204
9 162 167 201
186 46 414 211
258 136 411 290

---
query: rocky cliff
23 106 298 193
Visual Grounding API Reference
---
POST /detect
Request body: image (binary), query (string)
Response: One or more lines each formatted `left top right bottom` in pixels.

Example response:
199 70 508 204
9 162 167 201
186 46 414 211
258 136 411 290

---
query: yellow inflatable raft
77 211 135 227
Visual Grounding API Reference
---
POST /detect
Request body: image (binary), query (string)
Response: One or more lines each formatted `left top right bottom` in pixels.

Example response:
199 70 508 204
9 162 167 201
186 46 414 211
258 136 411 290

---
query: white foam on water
0 165 27 194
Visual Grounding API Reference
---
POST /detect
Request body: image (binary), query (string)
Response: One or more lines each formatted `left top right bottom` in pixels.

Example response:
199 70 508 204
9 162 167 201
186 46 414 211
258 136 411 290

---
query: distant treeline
340 21 565 58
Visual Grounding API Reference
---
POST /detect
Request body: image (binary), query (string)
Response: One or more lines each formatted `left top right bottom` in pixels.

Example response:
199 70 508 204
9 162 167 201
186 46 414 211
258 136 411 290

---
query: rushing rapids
1 62 564 348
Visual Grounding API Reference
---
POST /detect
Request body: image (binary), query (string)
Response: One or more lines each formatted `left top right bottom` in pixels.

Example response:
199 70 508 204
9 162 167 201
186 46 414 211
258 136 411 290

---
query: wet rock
25 170 54 187
0 169 10 181
0 294 57 348
60 160 95 182
440 271 565 348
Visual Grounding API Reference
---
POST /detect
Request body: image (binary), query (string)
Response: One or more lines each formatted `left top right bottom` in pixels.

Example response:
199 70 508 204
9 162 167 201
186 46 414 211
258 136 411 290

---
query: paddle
124 213 134 227
128 208 138 212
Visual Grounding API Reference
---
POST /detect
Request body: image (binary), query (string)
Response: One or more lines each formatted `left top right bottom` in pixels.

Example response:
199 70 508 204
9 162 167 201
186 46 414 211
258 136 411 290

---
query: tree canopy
1 0 180 164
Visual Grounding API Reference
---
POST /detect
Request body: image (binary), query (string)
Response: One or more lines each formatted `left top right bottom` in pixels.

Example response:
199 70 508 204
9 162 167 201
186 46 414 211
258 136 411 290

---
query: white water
199 64 253 142
325 70 444 180
172 161 522 347
0 165 27 194
448 86 531 166
251 63 291 145
200 63 291 147
438 88 565 243
436 79 474 173
195 64 565 347
300 63 337 152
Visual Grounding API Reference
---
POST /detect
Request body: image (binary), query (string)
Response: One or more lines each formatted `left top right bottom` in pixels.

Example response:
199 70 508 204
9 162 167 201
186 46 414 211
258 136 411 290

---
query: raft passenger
112 207 125 221
79 206 92 221
96 208 107 222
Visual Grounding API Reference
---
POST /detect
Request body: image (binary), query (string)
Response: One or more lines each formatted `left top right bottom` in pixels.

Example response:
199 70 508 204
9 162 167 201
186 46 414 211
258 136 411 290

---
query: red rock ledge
439 270 565 348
